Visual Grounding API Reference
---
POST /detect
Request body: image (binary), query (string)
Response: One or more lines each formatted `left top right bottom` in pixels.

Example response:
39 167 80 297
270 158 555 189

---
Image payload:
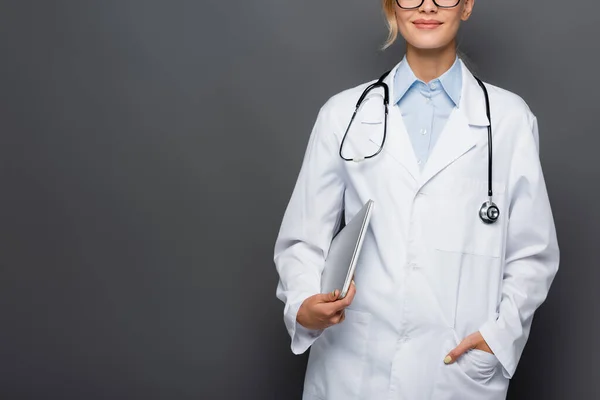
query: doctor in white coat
273 0 560 399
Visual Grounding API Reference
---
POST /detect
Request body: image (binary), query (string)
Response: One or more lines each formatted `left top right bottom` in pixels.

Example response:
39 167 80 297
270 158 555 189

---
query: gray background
0 0 596 399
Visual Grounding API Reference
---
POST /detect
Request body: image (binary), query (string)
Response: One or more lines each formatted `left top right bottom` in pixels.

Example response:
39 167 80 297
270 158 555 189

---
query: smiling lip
413 19 443 29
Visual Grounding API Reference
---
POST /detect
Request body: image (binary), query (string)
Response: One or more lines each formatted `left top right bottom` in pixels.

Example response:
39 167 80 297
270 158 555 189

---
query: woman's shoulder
315 77 381 123
322 77 380 109
481 81 540 150
483 80 536 119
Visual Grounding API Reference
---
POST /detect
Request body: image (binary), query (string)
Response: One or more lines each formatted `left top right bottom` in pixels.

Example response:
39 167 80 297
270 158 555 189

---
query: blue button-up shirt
393 55 462 170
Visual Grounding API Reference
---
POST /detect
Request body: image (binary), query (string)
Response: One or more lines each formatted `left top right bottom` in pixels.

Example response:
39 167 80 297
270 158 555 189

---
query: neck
405 40 457 83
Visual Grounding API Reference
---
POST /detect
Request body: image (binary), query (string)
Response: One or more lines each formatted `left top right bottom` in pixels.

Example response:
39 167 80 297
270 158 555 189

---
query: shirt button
420 128 427 135
430 82 437 89
417 159 422 165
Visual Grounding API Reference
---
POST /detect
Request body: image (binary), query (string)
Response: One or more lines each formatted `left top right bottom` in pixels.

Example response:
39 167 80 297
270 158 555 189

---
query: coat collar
393 55 462 108
455 58 491 127
360 57 490 186
384 57 489 127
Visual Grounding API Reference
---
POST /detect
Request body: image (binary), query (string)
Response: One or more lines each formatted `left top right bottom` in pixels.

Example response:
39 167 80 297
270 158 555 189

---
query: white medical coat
274 58 559 400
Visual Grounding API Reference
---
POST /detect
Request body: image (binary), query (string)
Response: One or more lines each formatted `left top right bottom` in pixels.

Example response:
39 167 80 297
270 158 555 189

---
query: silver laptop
321 199 374 299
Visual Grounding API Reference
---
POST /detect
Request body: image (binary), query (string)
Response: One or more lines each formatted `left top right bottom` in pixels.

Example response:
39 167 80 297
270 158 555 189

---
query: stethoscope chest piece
479 200 500 224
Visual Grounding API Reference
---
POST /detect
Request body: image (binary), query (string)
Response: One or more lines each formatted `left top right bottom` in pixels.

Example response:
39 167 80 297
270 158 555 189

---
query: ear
461 0 475 21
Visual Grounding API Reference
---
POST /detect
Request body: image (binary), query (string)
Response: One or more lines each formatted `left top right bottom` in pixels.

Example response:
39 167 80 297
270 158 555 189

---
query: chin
406 36 453 51
408 41 447 50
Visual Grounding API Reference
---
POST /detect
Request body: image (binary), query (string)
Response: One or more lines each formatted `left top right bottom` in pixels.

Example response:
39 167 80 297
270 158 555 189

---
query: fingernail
352 280 356 286
443 356 452 364
331 290 337 296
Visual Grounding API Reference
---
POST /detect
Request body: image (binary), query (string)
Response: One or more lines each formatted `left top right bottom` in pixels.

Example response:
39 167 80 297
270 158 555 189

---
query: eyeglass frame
395 0 461 10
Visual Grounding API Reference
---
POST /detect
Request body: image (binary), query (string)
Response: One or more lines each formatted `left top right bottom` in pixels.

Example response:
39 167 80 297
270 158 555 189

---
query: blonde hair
382 0 398 50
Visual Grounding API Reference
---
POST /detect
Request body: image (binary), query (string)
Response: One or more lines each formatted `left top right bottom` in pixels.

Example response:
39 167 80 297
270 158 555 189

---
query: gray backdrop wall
0 1 597 399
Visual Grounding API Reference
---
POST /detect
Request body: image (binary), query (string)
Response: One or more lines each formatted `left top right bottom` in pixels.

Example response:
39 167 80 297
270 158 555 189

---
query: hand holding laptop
296 199 373 331
296 280 357 330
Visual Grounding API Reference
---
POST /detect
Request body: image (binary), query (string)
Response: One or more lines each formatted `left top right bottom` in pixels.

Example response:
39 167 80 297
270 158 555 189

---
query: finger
444 336 476 364
317 289 340 303
334 280 357 311
329 309 345 325
343 280 357 305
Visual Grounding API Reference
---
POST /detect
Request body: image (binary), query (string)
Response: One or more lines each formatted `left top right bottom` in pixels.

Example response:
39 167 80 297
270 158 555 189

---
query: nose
419 0 438 12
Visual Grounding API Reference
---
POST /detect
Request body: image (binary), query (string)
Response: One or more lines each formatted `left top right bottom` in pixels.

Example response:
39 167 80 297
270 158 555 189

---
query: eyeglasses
396 0 461 9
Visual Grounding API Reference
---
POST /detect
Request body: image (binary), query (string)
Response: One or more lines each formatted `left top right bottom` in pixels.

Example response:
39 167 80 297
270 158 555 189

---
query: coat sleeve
479 112 560 378
273 100 346 355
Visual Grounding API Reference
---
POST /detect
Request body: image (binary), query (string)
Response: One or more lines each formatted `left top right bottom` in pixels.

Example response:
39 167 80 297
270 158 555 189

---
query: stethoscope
339 70 500 225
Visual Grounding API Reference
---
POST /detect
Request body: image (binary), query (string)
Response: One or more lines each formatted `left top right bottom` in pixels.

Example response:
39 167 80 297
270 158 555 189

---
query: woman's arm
479 111 560 378
273 99 346 355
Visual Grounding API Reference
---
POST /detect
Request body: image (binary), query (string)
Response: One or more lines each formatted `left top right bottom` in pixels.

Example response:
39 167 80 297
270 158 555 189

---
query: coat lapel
418 107 476 187
359 63 420 183
383 105 421 182
418 59 491 189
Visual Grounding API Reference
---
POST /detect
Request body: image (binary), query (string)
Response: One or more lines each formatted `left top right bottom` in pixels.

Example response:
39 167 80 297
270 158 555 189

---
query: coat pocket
428 176 507 258
303 308 372 399
431 336 508 400
457 348 501 384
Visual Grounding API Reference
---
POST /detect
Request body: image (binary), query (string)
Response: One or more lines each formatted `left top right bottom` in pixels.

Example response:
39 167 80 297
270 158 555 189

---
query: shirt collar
393 55 462 106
